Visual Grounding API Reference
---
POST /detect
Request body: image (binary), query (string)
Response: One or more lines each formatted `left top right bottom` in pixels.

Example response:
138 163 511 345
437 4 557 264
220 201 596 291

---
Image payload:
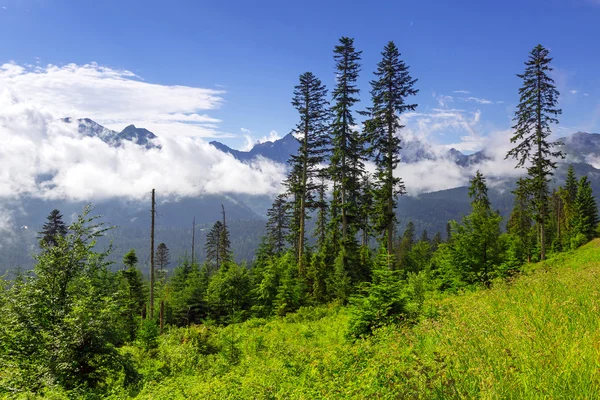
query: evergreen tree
420 229 429 243
396 221 415 273
286 71 331 275
265 194 290 255
507 178 533 263
563 164 578 239
120 249 145 340
220 205 232 264
358 173 375 247
1 206 136 390
452 172 504 287
565 164 578 204
506 44 564 260
155 243 170 272
573 176 599 243
314 173 329 250
363 41 418 255
205 221 225 273
38 209 68 247
329 36 364 245
432 231 443 252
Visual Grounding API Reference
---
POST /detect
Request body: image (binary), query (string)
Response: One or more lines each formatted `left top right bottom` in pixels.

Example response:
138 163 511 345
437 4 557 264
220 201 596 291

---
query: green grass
19 240 600 399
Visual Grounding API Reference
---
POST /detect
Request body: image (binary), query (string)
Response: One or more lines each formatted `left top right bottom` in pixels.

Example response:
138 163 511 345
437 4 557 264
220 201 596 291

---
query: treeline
1 39 599 395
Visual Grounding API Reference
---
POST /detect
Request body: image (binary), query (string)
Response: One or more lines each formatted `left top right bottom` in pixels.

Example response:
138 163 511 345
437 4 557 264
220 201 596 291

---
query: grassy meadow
14 239 600 399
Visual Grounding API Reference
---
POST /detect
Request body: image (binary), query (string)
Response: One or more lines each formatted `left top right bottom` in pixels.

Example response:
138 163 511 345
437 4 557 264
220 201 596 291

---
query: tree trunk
150 189 155 319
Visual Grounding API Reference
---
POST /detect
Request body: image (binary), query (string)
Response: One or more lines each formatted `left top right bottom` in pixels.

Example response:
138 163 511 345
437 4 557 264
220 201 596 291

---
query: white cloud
0 70 287 203
453 90 470 94
570 90 579 95
0 62 225 138
467 96 493 105
583 93 590 97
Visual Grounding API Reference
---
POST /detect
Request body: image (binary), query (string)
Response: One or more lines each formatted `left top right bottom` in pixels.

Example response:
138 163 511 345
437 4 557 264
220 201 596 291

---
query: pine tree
506 44 564 260
363 41 418 255
563 164 578 238
286 72 330 274
452 172 503 286
121 249 145 340
573 176 599 242
265 194 289 255
314 173 329 250
396 221 415 273
220 205 232 265
205 220 228 273
38 209 68 247
507 178 533 262
329 36 364 245
358 173 374 247
155 243 170 272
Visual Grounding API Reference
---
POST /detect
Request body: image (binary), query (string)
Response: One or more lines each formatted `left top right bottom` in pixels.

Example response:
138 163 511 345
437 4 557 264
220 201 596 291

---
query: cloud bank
0 63 287 204
0 62 225 138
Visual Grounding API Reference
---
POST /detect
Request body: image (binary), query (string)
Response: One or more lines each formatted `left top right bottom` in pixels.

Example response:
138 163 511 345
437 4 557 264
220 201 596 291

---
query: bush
137 319 160 351
347 267 408 339
571 233 588 250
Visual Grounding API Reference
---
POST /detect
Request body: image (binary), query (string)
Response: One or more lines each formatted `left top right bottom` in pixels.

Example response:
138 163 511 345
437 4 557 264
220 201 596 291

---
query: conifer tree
38 209 68 247
506 44 563 260
155 243 170 272
205 219 231 273
121 249 145 340
329 36 363 244
563 164 578 238
265 194 290 255
363 41 418 255
314 173 329 250
451 172 503 286
358 173 374 247
220 205 232 265
286 72 331 274
573 176 599 242
507 178 533 262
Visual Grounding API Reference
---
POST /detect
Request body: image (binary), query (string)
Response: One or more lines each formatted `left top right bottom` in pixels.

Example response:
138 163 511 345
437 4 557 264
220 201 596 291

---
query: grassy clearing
26 240 600 399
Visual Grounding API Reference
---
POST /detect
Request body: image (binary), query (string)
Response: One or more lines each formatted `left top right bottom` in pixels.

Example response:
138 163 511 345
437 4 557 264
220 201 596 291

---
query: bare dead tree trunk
191 216 196 265
150 189 156 319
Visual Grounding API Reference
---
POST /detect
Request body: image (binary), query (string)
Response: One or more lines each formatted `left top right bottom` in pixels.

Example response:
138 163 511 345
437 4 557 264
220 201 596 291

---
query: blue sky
1 0 599 152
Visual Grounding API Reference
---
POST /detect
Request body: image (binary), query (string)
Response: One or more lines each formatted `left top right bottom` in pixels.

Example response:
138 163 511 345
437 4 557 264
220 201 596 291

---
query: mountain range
2 118 600 273
61 117 160 149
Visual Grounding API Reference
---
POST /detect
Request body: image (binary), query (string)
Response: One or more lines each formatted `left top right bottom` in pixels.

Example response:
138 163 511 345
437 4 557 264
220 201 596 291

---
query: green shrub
137 319 160 352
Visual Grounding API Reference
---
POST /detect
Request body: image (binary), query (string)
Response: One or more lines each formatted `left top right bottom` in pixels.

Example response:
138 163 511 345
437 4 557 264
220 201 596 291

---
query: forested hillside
1 38 599 399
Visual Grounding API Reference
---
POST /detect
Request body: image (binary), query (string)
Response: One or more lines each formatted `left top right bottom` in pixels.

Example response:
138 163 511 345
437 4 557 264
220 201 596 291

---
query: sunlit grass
85 240 600 398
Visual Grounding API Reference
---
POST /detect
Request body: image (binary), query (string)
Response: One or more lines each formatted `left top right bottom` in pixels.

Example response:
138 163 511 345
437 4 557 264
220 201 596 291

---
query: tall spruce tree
155 243 170 271
205 221 224 272
363 41 418 256
220 205 232 265
314 173 329 250
506 44 563 260
38 209 68 247
265 194 290 255
286 72 330 274
329 36 363 245
205 218 231 273
573 176 599 242
507 178 533 262
358 173 374 247
452 172 503 286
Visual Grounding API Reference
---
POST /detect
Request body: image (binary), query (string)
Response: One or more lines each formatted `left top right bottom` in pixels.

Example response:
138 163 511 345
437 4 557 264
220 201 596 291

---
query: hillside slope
117 240 600 399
